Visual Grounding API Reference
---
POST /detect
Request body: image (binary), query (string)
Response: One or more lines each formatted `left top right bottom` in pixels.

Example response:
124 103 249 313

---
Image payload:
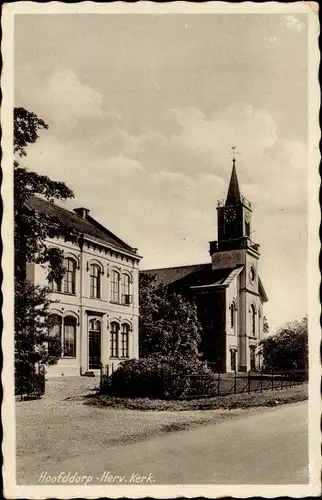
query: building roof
25 196 139 257
143 263 244 290
143 263 211 287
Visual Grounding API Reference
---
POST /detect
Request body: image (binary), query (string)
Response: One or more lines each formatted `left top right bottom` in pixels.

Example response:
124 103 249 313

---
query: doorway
88 318 101 369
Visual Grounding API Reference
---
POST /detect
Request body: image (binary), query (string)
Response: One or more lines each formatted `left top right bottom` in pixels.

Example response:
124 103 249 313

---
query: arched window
258 308 262 338
121 274 131 305
110 322 119 357
121 324 130 358
64 258 76 294
230 302 235 329
251 304 256 337
48 314 62 356
90 264 101 299
63 316 77 357
111 271 120 303
50 257 76 295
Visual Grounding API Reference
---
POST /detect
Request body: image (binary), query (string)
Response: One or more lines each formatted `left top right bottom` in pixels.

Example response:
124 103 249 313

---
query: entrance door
88 319 101 369
250 346 256 371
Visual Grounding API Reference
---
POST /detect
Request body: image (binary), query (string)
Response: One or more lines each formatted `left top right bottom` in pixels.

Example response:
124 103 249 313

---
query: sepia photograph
2 1 320 498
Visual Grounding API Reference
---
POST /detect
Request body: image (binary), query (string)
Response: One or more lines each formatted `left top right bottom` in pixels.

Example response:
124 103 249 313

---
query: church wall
225 277 239 371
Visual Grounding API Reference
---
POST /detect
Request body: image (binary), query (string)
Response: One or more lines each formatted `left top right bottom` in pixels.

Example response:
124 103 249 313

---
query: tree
14 107 75 395
263 316 269 336
259 316 308 371
139 272 202 359
14 280 61 397
14 107 76 281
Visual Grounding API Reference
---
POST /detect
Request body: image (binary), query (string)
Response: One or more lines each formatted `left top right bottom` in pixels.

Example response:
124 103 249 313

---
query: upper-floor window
111 271 120 303
110 322 119 357
121 323 130 358
90 264 101 299
64 258 76 294
251 304 256 336
50 257 76 295
121 274 131 305
230 302 235 329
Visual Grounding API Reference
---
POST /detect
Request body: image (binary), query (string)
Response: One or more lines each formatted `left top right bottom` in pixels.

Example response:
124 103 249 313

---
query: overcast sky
14 13 308 333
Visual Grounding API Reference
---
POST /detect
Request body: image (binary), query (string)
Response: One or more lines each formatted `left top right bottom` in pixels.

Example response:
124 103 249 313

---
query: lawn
16 376 308 484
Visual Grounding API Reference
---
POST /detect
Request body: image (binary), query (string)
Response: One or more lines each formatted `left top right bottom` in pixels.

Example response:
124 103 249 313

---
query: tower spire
226 146 241 205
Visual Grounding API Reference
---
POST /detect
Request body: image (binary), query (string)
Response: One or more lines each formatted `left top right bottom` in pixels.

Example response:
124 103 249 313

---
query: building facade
26 197 141 377
145 161 268 373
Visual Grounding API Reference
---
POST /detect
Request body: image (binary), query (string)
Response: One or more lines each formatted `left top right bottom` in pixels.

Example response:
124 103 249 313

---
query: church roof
143 263 210 287
143 263 244 290
225 160 241 206
258 277 269 302
25 196 139 257
190 266 244 290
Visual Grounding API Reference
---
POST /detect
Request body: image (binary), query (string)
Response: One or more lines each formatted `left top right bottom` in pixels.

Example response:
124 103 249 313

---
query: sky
14 13 308 333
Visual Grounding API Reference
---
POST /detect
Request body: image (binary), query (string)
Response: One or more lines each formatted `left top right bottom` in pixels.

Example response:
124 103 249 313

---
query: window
230 302 235 329
111 271 120 303
48 314 62 356
121 274 131 305
250 346 256 371
230 349 237 372
110 322 119 357
63 316 76 357
48 314 77 358
245 220 250 237
121 324 130 358
251 304 256 336
50 257 76 295
90 264 101 299
258 309 262 338
64 258 76 294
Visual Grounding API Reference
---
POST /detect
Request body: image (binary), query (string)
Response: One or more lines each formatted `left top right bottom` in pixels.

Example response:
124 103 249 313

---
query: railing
183 369 308 399
100 364 307 399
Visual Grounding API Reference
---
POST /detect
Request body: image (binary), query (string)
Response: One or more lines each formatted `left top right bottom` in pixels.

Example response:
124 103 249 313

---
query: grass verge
86 382 308 411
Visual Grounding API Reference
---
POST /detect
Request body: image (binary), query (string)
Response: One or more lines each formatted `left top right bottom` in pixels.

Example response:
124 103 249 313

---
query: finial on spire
231 145 238 167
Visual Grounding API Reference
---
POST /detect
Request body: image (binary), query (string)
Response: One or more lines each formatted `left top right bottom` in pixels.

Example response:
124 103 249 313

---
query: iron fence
100 364 307 399
183 369 308 399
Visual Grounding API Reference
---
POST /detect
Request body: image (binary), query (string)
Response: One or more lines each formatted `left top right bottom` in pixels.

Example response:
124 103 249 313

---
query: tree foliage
107 355 217 399
259 316 308 371
14 107 75 281
15 280 61 396
139 272 202 359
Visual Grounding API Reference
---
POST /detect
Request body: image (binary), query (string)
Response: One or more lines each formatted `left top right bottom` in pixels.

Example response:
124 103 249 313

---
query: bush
105 355 217 400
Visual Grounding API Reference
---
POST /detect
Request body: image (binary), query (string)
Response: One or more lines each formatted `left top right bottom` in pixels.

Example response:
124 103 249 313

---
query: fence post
234 370 237 394
248 370 251 393
272 368 274 390
260 369 263 393
218 372 220 396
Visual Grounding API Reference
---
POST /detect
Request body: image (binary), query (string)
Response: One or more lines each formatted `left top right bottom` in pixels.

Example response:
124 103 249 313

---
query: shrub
106 355 217 400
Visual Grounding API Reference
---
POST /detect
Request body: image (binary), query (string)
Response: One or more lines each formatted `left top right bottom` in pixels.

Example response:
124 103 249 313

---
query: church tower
209 156 266 372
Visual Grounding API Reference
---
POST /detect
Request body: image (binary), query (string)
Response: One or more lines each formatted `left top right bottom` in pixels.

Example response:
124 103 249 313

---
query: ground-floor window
49 314 77 358
110 322 119 357
250 346 256 371
230 349 237 372
121 324 130 358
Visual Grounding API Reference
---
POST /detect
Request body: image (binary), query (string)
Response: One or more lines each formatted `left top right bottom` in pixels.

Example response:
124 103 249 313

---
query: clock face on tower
224 207 237 223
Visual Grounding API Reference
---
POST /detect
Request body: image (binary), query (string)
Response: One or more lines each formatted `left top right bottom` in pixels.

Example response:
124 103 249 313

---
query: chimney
73 207 90 219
